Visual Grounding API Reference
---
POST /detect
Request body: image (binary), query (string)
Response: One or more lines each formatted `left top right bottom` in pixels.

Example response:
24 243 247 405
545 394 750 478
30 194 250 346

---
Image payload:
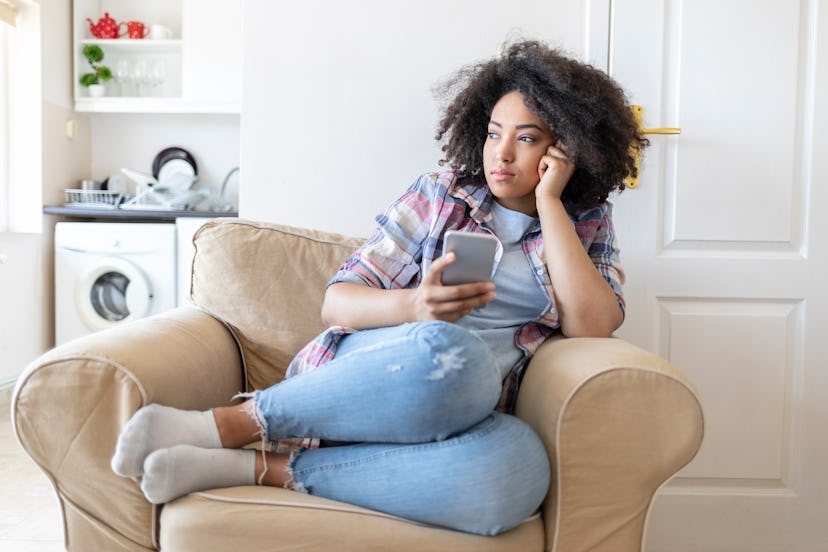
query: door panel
670 3 801 244
658 298 800 482
608 0 827 549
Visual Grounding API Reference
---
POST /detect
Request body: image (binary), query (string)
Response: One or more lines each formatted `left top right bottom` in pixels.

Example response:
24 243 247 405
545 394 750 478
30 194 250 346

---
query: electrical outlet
65 119 76 139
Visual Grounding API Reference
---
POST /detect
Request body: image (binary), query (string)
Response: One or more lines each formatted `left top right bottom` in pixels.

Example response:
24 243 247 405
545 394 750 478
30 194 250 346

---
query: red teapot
86 12 119 39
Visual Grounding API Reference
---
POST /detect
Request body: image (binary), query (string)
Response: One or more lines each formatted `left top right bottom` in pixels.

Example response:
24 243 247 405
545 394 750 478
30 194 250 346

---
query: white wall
40 0 71 109
0 233 42 386
240 0 600 238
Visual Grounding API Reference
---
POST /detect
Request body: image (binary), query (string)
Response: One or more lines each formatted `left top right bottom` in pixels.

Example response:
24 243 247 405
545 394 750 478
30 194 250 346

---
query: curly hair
435 40 647 212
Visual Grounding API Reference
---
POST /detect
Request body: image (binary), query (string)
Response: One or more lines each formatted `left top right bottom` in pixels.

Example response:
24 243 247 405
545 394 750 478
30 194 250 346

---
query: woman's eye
519 135 536 143
486 131 499 139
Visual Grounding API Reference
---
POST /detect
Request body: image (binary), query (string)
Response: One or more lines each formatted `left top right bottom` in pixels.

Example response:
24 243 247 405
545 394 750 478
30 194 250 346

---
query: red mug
120 21 149 39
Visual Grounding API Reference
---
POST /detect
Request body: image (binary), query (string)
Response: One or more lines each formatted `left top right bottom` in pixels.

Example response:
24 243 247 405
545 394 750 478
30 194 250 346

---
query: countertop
43 205 239 221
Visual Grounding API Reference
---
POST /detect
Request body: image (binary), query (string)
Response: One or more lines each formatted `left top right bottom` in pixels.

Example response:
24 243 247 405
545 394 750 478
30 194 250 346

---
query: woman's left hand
536 143 576 201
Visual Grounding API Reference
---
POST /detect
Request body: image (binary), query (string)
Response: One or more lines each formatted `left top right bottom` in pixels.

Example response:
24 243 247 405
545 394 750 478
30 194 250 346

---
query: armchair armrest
515 337 703 552
12 306 243 551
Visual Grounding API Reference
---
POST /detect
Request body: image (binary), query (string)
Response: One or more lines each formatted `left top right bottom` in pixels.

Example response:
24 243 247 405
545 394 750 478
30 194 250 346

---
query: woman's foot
111 404 223 477
141 445 256 504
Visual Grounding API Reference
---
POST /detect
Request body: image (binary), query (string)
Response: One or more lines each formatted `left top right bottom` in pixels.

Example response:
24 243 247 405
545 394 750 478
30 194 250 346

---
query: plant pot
87 84 106 97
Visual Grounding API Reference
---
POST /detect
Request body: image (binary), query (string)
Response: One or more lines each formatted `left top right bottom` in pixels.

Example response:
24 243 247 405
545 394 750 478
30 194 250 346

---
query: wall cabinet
73 0 241 113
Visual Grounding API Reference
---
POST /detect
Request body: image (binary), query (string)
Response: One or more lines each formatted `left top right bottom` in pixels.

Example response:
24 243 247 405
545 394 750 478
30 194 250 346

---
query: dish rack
64 189 129 209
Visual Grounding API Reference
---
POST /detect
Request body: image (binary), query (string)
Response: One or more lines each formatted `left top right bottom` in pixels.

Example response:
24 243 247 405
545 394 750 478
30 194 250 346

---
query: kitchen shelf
74 97 240 114
79 38 183 53
74 0 241 114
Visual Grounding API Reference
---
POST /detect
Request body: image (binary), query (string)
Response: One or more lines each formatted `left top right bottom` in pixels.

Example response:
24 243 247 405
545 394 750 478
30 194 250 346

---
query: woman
111 40 646 536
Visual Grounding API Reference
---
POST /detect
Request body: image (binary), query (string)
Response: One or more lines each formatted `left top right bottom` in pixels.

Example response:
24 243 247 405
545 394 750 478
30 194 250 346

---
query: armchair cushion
160 487 544 551
188 219 363 391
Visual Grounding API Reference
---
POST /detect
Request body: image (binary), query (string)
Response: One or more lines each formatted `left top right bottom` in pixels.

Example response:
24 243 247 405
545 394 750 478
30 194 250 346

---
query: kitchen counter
43 205 238 222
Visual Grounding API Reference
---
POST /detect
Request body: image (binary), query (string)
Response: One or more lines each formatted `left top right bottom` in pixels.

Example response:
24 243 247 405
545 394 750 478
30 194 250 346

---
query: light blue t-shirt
456 200 548 381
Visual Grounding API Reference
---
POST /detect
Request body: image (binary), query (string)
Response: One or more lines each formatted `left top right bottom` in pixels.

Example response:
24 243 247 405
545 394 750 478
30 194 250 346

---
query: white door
608 1 828 550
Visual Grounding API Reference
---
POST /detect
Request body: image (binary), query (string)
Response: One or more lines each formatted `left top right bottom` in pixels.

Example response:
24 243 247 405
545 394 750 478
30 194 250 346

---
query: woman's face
483 91 555 215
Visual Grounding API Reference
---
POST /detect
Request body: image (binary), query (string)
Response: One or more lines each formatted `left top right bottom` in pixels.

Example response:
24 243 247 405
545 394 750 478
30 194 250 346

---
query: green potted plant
79 45 112 97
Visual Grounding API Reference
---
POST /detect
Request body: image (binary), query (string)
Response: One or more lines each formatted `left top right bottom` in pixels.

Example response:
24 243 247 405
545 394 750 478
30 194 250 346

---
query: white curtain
0 22 10 232
1 0 40 234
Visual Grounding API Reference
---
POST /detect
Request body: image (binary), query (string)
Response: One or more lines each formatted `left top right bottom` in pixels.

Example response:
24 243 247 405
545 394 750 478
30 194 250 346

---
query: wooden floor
1 387 64 551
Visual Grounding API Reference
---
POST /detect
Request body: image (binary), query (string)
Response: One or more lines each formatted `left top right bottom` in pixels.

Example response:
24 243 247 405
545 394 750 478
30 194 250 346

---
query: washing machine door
75 257 153 331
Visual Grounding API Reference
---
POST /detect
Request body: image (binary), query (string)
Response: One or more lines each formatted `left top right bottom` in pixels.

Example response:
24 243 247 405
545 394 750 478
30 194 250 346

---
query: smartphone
441 230 497 285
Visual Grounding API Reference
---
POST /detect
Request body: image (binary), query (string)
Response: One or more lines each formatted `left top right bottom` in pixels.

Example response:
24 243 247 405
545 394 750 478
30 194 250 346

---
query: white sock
141 445 256 504
111 404 223 477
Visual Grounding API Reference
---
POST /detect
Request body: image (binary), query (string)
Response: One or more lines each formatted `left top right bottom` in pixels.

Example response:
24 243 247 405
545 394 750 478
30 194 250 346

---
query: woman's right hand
409 252 496 322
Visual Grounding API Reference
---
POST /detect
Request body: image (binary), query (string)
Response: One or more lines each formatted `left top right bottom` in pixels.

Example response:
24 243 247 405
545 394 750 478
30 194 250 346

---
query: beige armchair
12 219 703 551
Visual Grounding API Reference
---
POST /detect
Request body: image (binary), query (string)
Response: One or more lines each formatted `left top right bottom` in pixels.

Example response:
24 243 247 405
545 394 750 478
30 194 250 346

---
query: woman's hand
321 255 496 329
536 142 576 201
409 252 496 322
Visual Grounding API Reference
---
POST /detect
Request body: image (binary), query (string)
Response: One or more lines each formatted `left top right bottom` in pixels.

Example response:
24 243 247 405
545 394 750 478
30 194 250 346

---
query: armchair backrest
188 219 364 391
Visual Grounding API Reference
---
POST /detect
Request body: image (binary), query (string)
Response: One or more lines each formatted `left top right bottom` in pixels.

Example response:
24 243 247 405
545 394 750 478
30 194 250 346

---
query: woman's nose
496 141 513 163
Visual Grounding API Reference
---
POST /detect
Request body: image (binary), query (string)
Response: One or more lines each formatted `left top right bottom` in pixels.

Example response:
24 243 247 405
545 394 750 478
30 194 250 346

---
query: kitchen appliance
54 222 176 345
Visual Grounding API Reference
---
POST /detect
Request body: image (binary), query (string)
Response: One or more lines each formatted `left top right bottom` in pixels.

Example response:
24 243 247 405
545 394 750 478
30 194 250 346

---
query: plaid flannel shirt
286 169 625 419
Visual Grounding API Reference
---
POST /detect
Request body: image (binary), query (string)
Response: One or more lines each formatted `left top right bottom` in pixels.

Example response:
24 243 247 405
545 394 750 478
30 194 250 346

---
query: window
0 0 41 234
0 11 11 231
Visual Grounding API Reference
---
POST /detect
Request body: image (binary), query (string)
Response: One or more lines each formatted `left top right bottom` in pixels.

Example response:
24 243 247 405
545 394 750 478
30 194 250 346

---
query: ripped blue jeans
250 321 550 535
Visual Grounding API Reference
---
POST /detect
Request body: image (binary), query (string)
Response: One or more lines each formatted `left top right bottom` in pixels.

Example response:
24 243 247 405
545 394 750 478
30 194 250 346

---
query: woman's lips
490 169 514 181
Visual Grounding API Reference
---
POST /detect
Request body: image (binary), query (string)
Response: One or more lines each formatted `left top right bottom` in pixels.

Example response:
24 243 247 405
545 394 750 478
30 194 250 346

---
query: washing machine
54 222 177 345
